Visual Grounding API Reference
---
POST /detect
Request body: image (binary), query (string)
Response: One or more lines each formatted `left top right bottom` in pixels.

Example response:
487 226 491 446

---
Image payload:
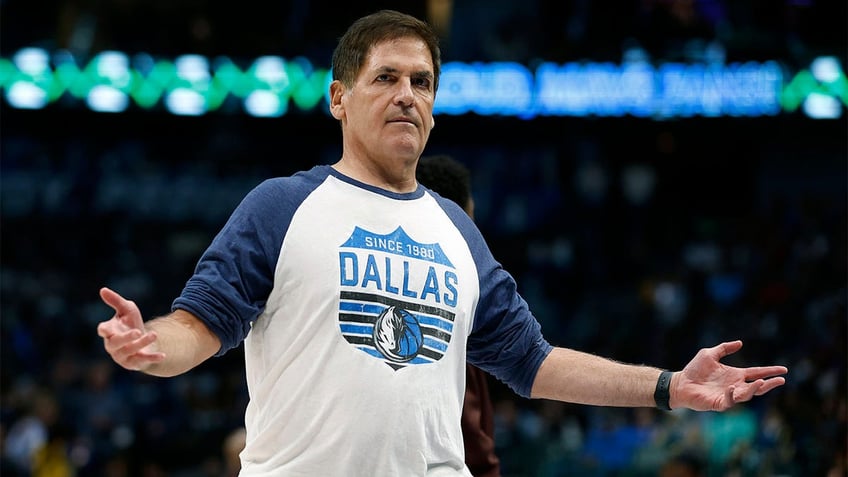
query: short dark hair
416 155 471 210
331 10 441 92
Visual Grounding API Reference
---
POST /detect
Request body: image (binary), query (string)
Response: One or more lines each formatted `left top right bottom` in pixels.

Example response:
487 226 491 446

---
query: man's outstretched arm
530 340 788 411
97 287 221 377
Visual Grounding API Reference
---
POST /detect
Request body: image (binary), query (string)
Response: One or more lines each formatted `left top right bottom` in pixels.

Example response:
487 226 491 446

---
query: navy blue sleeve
172 168 327 355
434 195 553 398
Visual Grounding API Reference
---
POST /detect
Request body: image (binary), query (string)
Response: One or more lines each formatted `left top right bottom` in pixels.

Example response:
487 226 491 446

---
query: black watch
654 371 673 411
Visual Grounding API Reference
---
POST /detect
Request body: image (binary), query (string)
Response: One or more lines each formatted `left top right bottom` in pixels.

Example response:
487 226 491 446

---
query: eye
376 74 393 82
412 77 432 90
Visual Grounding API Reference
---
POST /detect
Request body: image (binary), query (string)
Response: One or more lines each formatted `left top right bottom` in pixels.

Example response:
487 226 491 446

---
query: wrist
654 370 674 411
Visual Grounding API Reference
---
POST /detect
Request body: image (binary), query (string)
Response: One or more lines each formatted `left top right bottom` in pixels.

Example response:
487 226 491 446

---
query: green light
150 61 177 88
0 48 844 118
285 58 329 110
828 73 848 105
0 59 14 85
213 61 247 94
130 69 162 109
205 80 230 111
781 59 848 113
781 69 816 111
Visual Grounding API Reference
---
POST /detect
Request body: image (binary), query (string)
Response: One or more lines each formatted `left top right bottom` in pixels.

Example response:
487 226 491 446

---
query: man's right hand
97 287 166 371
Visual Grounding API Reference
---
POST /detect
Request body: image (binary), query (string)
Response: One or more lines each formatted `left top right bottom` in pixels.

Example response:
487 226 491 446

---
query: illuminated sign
1 48 844 119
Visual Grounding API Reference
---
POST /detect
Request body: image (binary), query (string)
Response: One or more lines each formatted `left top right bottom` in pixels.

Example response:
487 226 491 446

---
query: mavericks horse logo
373 306 424 363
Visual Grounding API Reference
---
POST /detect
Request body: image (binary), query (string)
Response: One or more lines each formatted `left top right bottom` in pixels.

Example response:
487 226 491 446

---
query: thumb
709 340 743 361
100 287 127 312
99 287 143 327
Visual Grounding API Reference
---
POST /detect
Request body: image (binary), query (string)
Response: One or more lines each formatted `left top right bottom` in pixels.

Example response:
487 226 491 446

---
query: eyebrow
375 66 434 81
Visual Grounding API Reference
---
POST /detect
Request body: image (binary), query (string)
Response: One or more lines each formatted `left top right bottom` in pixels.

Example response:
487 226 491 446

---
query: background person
417 154 499 477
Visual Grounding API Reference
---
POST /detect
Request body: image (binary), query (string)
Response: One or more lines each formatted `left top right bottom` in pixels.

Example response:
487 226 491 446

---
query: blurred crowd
1 0 846 476
2 0 844 67
1 110 845 476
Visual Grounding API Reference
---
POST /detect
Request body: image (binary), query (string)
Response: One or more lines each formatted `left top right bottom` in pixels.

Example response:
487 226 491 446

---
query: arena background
1 1 846 476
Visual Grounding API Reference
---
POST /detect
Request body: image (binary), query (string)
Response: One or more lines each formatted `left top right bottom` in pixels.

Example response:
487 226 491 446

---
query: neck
333 155 418 193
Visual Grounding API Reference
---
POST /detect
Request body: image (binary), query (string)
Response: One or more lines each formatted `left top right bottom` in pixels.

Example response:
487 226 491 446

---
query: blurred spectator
633 0 725 62
444 0 543 63
660 450 706 477
222 427 246 477
3 387 61 474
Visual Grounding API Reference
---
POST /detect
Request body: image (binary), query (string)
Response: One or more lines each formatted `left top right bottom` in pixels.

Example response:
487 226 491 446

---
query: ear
430 115 435 129
329 80 345 120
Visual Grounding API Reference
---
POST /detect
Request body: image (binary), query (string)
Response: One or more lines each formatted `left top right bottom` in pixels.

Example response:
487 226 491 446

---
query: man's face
330 37 436 165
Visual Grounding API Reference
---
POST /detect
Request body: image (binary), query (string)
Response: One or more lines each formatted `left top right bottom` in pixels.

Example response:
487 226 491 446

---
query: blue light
165 88 206 115
0 48 840 119
86 84 129 112
6 81 47 109
244 90 284 117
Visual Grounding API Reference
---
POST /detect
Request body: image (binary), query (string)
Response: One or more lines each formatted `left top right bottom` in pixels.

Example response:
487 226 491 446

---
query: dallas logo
337 226 457 370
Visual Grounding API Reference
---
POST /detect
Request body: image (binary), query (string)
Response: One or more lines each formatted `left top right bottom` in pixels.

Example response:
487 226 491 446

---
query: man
417 154 499 477
97 10 788 476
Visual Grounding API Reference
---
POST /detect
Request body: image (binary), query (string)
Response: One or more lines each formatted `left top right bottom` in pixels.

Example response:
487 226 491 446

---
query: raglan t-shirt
172 165 553 476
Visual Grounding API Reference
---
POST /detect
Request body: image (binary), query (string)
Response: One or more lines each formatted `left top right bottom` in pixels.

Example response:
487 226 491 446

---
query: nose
393 78 414 106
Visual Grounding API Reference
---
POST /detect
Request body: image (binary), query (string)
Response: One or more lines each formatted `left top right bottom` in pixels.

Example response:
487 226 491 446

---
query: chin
389 138 422 158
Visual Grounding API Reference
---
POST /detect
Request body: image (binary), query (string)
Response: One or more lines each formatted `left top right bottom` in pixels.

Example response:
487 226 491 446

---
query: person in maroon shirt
417 154 500 477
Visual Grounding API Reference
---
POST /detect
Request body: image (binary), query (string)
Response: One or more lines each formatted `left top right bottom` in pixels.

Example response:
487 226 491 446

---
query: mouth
387 117 417 126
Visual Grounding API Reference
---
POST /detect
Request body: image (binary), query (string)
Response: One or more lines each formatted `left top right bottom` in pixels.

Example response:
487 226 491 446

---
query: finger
753 377 786 396
744 365 789 381
731 380 763 403
103 329 148 354
719 340 742 358
99 287 136 317
110 333 165 369
97 317 139 338
712 340 743 359
120 351 167 371
723 385 736 410
100 287 146 331
120 348 167 366
97 320 121 339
